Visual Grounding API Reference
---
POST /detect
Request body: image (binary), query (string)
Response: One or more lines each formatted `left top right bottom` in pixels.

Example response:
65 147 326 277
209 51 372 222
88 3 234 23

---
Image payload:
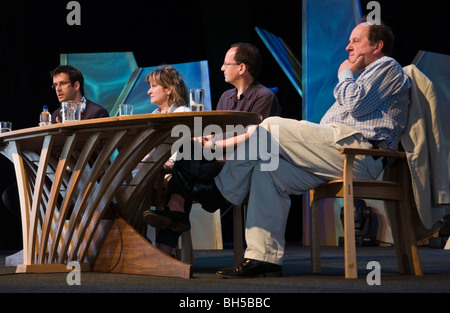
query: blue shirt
320 56 410 150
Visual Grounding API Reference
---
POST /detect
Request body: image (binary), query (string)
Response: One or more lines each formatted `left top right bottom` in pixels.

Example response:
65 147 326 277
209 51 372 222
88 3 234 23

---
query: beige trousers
215 117 384 265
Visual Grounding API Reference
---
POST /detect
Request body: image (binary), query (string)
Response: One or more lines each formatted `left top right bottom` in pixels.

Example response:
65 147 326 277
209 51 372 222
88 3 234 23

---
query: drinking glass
61 101 81 123
189 89 205 111
0 121 12 133
119 104 134 116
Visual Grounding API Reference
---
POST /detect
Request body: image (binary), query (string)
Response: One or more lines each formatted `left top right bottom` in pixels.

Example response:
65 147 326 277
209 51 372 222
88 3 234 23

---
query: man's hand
163 160 175 172
338 55 365 76
192 134 215 148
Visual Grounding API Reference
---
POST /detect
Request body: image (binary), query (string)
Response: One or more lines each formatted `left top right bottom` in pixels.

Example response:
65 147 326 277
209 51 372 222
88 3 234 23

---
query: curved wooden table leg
0 112 262 278
93 218 192 279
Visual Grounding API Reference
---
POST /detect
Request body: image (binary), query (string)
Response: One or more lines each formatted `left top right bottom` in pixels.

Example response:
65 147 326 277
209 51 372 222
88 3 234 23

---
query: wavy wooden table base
0 112 261 279
94 218 192 278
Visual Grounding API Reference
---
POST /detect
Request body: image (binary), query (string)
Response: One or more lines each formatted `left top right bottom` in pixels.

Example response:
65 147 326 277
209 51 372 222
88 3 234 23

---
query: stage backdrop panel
61 52 212 116
61 52 139 114
255 26 302 98
115 61 212 116
302 0 362 122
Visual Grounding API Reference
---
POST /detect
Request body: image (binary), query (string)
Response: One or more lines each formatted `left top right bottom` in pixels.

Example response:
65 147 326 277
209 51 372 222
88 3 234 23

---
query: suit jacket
51 99 109 124
402 65 450 229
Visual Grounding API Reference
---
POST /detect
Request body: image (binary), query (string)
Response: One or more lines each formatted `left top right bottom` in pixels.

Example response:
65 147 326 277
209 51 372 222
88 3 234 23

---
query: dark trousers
156 158 224 248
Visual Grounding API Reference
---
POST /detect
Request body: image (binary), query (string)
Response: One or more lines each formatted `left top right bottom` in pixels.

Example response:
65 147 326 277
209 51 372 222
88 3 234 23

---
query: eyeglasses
222 63 242 67
52 81 72 89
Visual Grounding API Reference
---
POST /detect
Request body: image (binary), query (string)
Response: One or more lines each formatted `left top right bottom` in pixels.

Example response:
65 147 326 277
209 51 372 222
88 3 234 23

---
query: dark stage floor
1 245 450 295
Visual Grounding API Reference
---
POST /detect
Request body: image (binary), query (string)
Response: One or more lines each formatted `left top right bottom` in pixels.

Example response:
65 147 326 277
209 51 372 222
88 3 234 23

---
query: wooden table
0 111 262 279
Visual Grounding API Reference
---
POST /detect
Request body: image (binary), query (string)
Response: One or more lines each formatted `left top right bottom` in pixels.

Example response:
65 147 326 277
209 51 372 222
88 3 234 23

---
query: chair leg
401 168 423 276
407 220 423 276
386 159 423 276
310 198 321 274
387 201 423 276
386 201 405 273
343 198 358 279
342 155 358 279
180 231 195 265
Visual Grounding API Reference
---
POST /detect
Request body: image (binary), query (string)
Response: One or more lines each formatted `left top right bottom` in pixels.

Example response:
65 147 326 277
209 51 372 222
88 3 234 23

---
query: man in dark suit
50 65 109 123
1 65 109 247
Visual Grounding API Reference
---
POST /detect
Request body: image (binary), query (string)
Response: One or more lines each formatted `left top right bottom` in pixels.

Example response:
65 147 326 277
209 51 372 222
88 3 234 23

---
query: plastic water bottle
39 105 52 126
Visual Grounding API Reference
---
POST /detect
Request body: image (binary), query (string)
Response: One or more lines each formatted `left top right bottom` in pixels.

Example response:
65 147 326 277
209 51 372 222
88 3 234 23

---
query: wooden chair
309 147 423 278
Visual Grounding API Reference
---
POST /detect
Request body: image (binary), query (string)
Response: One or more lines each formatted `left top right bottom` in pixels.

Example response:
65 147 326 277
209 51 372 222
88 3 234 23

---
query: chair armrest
340 147 406 159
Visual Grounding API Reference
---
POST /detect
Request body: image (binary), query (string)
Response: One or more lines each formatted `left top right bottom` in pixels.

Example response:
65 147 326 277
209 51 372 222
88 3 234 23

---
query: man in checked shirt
175 19 411 279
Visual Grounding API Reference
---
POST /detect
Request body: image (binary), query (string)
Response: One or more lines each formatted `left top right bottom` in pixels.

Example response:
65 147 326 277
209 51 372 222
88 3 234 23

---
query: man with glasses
50 65 109 123
143 42 281 255
217 42 281 116
1 65 110 241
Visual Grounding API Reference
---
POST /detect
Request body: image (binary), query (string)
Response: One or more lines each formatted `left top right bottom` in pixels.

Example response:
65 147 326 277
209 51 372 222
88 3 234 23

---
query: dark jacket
51 99 109 124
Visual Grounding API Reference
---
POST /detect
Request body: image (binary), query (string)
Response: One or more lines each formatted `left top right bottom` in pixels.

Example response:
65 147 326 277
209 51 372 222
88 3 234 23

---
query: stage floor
1 245 449 294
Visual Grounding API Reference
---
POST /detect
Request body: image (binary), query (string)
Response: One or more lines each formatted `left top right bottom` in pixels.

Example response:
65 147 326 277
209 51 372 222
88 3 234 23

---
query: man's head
50 65 84 103
346 21 394 68
221 43 262 85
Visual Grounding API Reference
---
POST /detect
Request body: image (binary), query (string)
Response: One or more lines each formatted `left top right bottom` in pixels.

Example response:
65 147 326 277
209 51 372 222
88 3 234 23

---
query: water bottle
39 105 52 126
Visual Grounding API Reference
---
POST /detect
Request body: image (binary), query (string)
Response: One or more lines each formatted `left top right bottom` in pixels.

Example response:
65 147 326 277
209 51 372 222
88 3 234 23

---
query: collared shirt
216 81 281 119
152 103 191 114
320 56 410 150
80 96 87 113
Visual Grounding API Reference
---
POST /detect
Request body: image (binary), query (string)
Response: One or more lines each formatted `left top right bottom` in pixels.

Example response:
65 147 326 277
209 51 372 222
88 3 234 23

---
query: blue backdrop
61 52 212 116
302 0 362 122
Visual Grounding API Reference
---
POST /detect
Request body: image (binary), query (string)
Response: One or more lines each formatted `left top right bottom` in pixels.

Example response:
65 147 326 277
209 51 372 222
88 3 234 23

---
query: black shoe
172 165 227 213
216 259 282 279
143 208 191 233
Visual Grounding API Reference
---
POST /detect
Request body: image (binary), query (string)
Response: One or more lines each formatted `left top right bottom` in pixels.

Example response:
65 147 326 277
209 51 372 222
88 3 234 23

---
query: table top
0 111 262 152
0 111 262 138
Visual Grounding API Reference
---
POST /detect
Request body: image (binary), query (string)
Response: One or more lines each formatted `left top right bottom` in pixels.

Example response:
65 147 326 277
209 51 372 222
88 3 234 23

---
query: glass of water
189 89 205 111
119 104 134 116
61 101 81 123
1 121 12 133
